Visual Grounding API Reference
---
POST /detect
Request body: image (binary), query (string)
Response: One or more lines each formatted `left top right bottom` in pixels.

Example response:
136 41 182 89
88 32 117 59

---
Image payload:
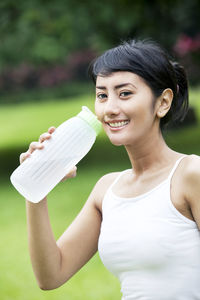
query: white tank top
98 156 200 300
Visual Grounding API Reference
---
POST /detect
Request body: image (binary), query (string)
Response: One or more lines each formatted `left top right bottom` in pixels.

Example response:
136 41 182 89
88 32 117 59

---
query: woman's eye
97 93 107 100
120 91 132 97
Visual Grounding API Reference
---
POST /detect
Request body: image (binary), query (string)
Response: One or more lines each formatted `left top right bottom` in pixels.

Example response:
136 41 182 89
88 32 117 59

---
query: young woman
21 39 200 299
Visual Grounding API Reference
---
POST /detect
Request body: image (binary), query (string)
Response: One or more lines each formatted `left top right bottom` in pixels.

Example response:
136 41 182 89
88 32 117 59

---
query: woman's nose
104 97 120 116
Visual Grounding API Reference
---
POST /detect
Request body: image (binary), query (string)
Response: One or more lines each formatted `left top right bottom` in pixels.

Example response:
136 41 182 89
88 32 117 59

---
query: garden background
0 0 200 299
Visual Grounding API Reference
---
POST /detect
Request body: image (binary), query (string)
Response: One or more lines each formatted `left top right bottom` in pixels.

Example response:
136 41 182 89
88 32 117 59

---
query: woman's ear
156 88 173 118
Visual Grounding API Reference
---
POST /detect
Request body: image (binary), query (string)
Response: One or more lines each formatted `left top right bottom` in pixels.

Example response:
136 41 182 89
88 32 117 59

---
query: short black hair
88 39 189 129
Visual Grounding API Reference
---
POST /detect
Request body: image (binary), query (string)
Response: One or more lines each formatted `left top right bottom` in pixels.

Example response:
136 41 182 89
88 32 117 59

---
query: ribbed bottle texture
10 107 101 203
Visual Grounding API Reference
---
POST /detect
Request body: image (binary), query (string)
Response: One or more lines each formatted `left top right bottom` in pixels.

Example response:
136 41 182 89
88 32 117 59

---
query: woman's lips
105 120 130 130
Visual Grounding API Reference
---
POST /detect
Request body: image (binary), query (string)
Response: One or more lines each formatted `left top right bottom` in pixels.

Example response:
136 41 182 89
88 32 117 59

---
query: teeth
108 120 129 128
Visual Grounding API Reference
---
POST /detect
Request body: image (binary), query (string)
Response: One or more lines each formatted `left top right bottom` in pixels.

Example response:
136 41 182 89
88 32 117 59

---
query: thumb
61 166 77 182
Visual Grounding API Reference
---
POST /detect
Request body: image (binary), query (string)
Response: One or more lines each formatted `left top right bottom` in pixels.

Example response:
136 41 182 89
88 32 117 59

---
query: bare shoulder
181 154 200 181
91 171 121 212
180 154 200 202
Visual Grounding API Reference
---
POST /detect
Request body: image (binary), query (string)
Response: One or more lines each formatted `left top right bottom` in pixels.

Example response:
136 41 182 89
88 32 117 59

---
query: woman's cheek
95 103 104 122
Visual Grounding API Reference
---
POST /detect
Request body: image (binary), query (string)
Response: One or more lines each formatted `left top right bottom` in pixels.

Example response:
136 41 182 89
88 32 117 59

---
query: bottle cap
77 106 101 136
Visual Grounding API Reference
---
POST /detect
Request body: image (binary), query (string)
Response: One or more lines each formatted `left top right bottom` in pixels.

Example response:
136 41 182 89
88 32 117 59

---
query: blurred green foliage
0 0 199 67
0 0 199 96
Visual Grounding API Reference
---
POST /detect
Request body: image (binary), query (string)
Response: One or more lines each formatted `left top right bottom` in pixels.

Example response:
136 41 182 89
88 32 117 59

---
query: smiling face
95 71 161 146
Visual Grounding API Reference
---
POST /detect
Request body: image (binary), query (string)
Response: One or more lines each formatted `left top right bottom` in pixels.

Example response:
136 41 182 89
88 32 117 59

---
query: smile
106 120 130 128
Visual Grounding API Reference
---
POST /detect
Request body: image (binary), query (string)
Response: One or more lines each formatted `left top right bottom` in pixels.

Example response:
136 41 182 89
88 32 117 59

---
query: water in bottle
10 106 101 203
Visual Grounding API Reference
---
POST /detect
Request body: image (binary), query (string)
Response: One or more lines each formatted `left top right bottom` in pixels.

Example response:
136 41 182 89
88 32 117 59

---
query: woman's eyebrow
96 83 137 90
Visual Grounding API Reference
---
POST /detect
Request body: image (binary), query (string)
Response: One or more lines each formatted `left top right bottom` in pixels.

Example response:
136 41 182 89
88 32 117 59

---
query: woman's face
95 71 160 146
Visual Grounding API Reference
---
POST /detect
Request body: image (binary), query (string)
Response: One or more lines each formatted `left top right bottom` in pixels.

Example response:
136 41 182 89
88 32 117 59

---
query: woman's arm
26 183 102 290
182 155 200 229
22 127 103 290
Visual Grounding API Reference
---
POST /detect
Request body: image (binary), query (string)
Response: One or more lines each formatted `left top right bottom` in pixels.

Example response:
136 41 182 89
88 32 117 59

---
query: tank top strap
108 169 130 191
108 156 187 193
167 155 187 181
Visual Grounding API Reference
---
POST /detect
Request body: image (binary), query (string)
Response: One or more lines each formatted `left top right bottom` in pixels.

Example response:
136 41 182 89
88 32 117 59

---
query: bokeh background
0 0 200 299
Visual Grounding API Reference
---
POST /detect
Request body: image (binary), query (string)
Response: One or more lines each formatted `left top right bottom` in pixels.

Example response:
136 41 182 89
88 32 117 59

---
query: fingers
20 126 56 164
61 166 77 182
39 133 51 143
20 152 31 164
39 127 56 142
20 142 44 164
29 141 44 153
66 166 77 178
48 126 56 134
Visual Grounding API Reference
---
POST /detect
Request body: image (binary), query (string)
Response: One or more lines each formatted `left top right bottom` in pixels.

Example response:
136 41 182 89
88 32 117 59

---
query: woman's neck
125 131 179 176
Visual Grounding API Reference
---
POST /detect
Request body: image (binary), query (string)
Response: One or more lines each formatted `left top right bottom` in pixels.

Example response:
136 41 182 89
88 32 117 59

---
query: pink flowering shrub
174 34 200 84
174 34 200 56
0 49 96 91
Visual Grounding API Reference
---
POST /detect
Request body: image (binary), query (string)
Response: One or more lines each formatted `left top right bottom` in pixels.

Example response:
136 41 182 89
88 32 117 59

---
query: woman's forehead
96 71 145 88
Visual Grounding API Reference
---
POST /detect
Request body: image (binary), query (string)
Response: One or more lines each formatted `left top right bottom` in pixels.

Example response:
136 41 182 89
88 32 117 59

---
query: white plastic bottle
10 106 101 203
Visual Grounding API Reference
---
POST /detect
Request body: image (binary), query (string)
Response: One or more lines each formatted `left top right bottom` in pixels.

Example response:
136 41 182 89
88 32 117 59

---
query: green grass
0 90 125 299
0 86 200 150
0 86 200 299
0 164 122 300
190 86 200 110
0 95 96 150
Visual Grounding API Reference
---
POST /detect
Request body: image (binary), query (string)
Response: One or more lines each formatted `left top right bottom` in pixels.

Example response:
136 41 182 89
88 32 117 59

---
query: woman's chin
104 129 131 146
108 136 127 146
111 141 123 146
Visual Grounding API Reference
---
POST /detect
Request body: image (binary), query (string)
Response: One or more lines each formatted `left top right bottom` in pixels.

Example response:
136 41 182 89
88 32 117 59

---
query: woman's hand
19 126 77 180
